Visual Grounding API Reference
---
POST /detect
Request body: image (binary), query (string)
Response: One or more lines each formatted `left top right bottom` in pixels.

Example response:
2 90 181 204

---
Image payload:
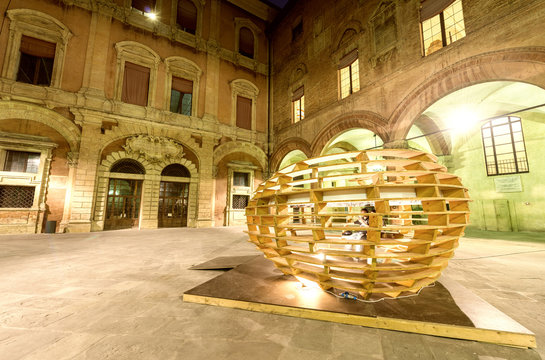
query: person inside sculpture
354 208 370 226
342 208 370 242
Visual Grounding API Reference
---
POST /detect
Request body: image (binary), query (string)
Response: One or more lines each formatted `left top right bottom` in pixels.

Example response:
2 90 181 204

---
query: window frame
114 41 160 108
164 56 202 117
420 0 466 57
292 86 305 123
3 150 41 173
481 116 529 176
2 9 72 89
171 0 204 38
230 79 259 132
234 18 261 61
339 58 360 99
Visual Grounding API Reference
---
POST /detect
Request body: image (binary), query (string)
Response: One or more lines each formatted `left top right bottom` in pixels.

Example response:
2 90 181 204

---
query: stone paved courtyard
0 227 543 359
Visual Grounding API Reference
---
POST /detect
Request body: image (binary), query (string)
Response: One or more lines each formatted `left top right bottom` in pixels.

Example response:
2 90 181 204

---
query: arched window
161 164 190 177
238 27 254 59
177 0 197 34
111 159 146 174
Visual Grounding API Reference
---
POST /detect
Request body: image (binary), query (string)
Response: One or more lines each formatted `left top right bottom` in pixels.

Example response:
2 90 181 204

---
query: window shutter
236 96 252 130
177 0 197 33
292 86 304 101
20 36 56 58
172 76 193 94
420 0 455 21
239 27 254 58
122 62 150 107
338 49 358 69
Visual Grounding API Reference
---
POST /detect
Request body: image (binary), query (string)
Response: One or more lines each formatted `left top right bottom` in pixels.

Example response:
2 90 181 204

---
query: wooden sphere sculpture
246 149 470 300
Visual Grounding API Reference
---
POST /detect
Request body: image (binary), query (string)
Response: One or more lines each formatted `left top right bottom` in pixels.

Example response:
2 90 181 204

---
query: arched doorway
104 159 145 230
158 164 191 228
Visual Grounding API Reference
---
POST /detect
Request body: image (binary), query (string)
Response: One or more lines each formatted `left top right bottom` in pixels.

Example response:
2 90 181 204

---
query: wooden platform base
183 256 536 348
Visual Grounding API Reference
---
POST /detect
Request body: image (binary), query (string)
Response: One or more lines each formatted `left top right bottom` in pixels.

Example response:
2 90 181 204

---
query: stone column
59 152 79 233
65 115 103 232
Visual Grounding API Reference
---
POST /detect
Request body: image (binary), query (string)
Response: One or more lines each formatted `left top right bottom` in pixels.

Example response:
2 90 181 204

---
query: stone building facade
0 0 271 233
269 0 545 232
1 0 545 233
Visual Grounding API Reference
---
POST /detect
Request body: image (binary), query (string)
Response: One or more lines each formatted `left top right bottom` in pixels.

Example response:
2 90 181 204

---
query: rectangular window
132 0 156 13
0 186 35 208
232 194 249 209
233 172 249 187
236 96 252 130
339 50 360 99
122 62 150 107
481 116 529 176
421 0 465 56
170 76 193 115
177 0 197 34
292 86 305 123
4 151 40 173
16 36 56 86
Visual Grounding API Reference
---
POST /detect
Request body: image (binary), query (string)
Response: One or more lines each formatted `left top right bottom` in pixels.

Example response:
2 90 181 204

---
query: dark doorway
104 179 143 230
158 181 189 228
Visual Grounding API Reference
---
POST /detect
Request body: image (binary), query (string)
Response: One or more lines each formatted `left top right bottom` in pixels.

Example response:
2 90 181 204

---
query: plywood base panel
183 256 536 348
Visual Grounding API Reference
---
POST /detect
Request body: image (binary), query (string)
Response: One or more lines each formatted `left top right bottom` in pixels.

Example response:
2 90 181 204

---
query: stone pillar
79 8 112 101
59 152 78 233
65 115 102 232
203 0 221 122
196 135 217 227
140 173 161 229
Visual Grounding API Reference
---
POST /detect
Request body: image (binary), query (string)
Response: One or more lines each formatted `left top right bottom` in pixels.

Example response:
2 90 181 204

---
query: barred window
0 186 35 208
421 0 466 56
482 116 529 176
232 194 249 209
4 150 40 173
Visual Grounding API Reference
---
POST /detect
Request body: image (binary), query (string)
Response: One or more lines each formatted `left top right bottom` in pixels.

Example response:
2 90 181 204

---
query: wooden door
158 181 189 228
104 178 142 230
493 199 512 231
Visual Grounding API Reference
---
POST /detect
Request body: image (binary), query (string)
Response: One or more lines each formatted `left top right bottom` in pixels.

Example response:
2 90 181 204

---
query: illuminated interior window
421 0 465 56
292 86 304 123
481 116 529 176
339 58 360 99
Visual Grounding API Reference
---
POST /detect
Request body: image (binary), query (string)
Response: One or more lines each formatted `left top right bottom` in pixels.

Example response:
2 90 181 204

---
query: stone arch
310 111 390 156
100 122 202 163
289 63 308 85
389 47 545 140
213 141 267 171
0 101 80 152
411 115 451 155
94 149 199 230
270 137 312 172
333 20 363 51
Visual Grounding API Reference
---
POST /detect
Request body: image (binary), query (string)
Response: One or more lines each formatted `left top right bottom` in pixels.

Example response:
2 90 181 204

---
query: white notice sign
494 175 523 193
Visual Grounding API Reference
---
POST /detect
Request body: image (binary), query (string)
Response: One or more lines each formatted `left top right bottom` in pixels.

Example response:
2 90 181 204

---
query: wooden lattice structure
245 149 470 299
